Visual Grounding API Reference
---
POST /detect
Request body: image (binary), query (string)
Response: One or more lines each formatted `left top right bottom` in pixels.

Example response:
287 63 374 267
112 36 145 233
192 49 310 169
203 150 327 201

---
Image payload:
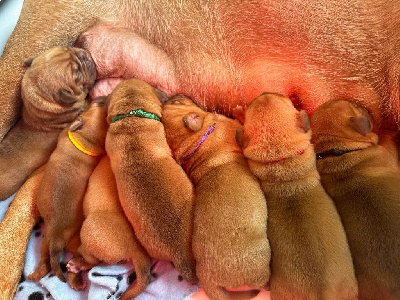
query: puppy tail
119 256 152 300
50 239 67 282
202 283 261 300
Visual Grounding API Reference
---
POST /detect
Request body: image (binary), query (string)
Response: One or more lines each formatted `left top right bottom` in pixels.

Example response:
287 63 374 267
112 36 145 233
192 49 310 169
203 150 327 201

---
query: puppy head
310 100 378 154
236 93 311 163
106 78 166 124
162 95 214 158
22 47 97 108
69 96 108 153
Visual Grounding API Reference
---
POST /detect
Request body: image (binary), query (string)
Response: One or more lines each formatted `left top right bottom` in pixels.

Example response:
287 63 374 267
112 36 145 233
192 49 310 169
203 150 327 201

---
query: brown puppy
0 47 96 200
311 99 400 300
28 97 108 289
67 155 151 300
105 78 197 284
235 93 358 300
162 95 271 300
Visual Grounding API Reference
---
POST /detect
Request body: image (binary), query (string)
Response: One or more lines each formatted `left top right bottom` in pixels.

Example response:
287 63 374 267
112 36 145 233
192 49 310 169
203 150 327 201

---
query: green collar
111 108 161 123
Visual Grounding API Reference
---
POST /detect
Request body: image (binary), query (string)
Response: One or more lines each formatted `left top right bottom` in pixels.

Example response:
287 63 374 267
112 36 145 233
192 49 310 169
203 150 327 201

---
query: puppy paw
67 257 93 273
28 263 50 282
67 271 87 291
175 260 198 285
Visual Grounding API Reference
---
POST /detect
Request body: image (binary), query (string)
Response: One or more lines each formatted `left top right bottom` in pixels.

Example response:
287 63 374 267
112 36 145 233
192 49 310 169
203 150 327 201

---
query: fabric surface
0 194 199 300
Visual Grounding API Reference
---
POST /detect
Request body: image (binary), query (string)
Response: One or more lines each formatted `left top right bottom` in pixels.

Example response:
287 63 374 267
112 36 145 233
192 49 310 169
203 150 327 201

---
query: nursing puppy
67 155 151 300
235 93 357 300
311 99 400 300
105 78 197 284
162 95 271 300
29 97 108 289
0 46 96 201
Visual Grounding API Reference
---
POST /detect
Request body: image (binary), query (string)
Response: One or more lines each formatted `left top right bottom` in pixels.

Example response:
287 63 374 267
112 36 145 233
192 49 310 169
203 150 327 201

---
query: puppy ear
23 56 36 67
69 117 85 132
235 126 250 149
297 110 311 132
91 96 107 106
232 105 246 124
350 116 371 136
56 88 78 106
183 113 204 132
154 88 169 104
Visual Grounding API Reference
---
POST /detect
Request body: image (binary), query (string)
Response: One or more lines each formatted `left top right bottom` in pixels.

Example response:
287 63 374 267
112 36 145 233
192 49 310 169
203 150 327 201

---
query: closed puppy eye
164 98 184 105
166 94 191 105
170 99 183 104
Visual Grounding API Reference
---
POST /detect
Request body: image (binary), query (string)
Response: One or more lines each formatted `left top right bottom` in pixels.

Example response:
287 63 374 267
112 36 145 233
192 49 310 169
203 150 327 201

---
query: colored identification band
316 148 363 159
111 108 161 123
68 130 102 157
182 123 216 164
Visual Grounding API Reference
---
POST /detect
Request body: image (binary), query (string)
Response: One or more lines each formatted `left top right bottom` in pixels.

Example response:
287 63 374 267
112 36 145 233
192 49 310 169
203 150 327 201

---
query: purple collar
181 123 216 165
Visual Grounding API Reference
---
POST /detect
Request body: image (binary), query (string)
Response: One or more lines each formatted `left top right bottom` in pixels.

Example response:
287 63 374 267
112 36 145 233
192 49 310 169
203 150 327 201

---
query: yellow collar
68 130 102 157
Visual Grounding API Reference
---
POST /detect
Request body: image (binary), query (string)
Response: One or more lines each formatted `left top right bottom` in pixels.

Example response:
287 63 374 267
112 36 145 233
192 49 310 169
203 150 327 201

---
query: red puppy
105 78 197 284
67 155 151 299
0 47 96 200
162 95 271 300
29 97 108 289
311 99 400 300
235 93 358 300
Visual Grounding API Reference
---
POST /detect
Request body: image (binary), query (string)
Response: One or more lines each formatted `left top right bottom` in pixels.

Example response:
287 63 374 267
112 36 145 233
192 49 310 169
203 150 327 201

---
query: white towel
0 194 199 300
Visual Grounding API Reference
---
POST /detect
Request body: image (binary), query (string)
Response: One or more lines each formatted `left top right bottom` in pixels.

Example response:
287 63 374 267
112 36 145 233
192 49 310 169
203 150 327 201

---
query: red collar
269 149 305 163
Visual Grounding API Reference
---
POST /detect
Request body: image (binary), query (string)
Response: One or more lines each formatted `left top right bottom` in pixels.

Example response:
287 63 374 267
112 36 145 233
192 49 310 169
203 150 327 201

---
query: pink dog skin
1 1 399 145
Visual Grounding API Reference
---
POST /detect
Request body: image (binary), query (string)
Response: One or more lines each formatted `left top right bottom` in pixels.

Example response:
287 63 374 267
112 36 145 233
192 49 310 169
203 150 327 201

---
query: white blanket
0 194 199 300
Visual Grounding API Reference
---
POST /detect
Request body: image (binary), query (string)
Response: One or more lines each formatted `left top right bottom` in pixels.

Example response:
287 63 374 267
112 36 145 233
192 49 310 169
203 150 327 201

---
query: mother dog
1 0 400 143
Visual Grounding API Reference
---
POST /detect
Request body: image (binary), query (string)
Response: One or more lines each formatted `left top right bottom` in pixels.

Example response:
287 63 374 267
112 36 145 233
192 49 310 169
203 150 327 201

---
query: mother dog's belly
84 0 393 119
89 43 379 119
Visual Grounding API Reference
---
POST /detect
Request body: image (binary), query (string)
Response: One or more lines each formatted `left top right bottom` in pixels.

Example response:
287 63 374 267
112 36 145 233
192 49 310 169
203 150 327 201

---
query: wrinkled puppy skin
311 99 400 300
162 95 271 300
235 93 358 300
105 78 197 284
28 97 108 290
67 155 151 300
0 47 96 201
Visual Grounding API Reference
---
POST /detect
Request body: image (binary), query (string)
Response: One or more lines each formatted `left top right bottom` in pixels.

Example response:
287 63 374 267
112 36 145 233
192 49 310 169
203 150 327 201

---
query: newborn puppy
67 155 151 299
235 93 357 300
105 78 197 284
28 97 108 289
311 99 400 300
162 95 271 300
0 47 96 200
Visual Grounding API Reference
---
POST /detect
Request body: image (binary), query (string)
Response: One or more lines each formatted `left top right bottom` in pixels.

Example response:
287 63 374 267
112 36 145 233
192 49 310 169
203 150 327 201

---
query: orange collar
68 130 102 157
